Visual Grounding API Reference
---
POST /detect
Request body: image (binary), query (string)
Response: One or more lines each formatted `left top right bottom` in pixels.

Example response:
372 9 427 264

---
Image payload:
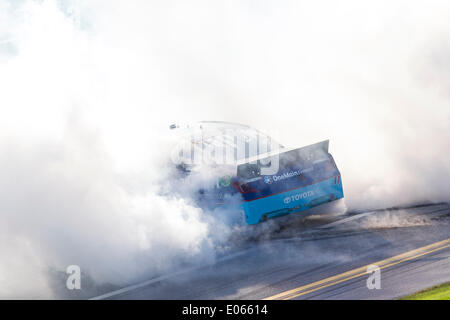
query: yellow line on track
263 238 450 300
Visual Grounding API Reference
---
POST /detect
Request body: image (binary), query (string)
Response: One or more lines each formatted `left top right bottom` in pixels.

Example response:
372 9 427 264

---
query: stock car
170 121 344 225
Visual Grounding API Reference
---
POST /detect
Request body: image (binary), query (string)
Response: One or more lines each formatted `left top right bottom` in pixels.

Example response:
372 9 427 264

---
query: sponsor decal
264 167 313 184
218 175 232 187
284 190 314 204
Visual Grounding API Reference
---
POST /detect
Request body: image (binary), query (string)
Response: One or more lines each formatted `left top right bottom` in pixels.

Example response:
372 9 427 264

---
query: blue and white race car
170 121 344 225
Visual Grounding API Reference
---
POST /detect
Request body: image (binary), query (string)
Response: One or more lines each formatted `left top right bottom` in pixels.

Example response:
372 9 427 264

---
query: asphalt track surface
91 203 450 300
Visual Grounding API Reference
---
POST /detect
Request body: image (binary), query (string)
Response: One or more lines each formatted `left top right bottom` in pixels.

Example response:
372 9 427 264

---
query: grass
400 282 450 300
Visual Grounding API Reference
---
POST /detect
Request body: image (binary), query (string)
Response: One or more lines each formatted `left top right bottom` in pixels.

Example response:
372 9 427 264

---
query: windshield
170 121 283 167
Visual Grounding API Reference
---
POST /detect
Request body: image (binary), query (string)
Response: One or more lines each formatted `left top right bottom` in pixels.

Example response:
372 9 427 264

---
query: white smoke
359 210 432 230
0 0 449 298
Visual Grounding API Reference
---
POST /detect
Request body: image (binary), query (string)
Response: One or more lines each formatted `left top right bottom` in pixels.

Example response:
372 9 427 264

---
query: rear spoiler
237 140 330 179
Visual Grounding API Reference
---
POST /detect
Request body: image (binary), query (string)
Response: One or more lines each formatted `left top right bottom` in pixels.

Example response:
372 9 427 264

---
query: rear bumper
242 176 344 224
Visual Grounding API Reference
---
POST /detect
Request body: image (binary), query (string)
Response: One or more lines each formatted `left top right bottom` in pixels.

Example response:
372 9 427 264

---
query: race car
169 121 344 225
